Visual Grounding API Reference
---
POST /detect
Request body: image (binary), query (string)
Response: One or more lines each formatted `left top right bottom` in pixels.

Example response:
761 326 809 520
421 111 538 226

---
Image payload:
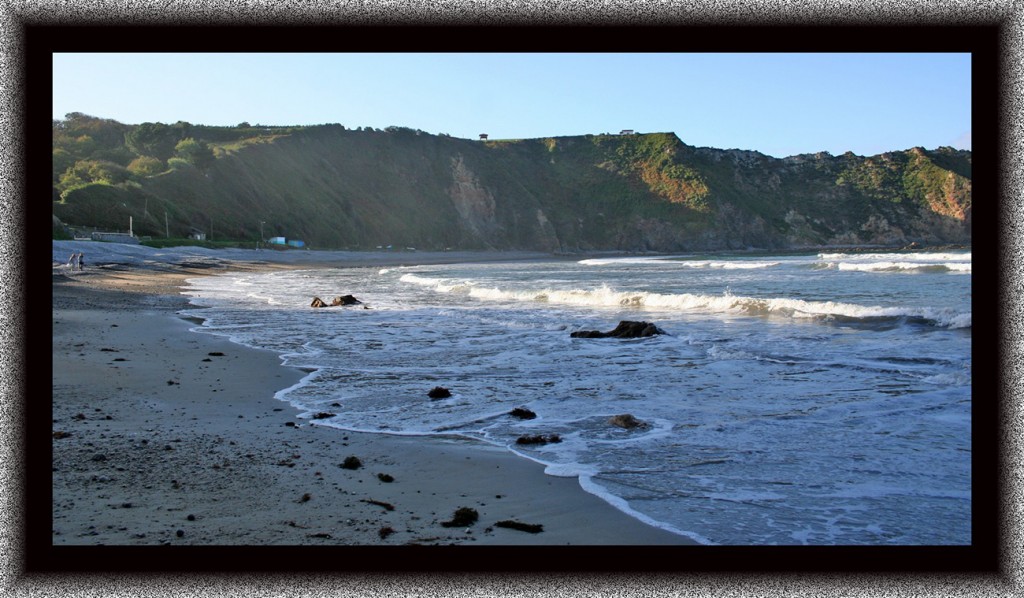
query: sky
52 52 971 159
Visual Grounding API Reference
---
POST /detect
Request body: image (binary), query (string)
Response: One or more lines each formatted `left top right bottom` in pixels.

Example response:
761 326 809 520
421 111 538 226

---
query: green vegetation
51 114 972 250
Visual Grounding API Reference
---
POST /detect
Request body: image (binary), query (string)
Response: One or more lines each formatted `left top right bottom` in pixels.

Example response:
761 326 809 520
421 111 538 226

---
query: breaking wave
399 274 971 329
816 252 971 273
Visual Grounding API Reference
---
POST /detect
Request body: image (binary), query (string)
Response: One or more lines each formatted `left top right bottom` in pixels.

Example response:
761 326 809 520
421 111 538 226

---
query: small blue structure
287 239 305 248
268 236 287 245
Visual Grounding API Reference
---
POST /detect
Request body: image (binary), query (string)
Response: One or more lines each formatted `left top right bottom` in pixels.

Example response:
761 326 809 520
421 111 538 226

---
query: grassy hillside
52 114 972 251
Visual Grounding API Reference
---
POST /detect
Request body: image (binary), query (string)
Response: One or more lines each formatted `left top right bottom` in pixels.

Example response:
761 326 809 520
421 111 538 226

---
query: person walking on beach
77 253 84 271
67 252 78 269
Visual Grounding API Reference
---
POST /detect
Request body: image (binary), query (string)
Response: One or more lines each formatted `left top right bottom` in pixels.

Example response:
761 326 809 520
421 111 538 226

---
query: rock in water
428 386 452 399
331 295 362 306
608 413 648 429
515 434 562 445
312 295 362 307
509 407 537 420
570 320 665 339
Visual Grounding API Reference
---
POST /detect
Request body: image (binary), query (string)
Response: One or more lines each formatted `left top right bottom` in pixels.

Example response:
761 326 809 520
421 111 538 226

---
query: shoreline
51 255 697 546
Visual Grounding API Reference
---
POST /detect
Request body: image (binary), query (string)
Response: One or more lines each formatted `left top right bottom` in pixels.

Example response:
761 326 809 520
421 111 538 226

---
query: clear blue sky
52 52 971 158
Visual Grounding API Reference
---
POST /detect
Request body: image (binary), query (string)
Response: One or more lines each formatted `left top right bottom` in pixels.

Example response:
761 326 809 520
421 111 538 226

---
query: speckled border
3 1 1020 596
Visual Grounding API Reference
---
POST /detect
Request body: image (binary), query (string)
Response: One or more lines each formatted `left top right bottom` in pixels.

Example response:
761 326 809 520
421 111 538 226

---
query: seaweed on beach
440 507 479 527
361 499 395 511
495 520 544 533
340 456 362 469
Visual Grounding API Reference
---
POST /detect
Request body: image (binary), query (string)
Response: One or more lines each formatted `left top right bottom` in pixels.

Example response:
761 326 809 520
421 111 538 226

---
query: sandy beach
49 246 695 552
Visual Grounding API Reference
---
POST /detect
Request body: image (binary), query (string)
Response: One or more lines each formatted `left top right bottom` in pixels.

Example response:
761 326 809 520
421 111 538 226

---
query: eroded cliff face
448 155 498 239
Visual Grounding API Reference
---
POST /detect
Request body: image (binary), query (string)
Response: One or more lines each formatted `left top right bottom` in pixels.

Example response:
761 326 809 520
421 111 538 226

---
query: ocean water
180 250 972 545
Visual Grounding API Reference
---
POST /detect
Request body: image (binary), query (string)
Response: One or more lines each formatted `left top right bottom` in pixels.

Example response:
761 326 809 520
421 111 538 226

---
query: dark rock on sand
428 386 452 399
341 456 362 470
312 412 335 420
570 320 665 339
608 413 649 430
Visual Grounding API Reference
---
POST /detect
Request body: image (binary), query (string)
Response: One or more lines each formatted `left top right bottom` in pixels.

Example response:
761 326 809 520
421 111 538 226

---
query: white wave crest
818 252 971 262
817 252 971 274
580 256 780 269
400 275 971 328
822 261 972 273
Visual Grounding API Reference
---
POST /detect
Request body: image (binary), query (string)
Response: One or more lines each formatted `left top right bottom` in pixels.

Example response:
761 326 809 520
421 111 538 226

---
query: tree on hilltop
125 122 180 161
174 138 215 171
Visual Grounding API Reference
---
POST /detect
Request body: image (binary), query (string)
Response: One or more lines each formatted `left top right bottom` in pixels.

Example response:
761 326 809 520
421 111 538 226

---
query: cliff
52 115 971 251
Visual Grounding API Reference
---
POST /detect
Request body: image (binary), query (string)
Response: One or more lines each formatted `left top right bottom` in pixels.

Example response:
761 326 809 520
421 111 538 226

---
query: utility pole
165 211 169 238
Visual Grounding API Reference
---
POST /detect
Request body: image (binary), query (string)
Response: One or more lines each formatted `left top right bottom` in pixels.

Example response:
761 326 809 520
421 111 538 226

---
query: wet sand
50 258 695 549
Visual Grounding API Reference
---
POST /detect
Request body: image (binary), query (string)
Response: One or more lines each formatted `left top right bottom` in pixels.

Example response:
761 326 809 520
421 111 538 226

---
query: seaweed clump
361 499 395 511
441 507 479 528
495 520 544 533
340 456 362 470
